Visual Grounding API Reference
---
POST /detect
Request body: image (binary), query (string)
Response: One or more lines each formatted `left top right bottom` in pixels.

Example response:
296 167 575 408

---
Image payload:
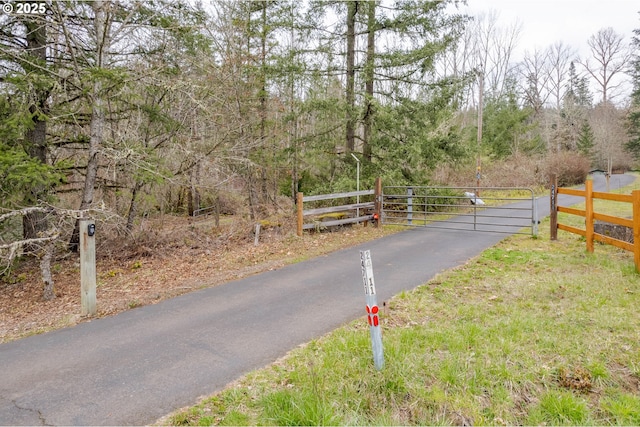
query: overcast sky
462 0 639 61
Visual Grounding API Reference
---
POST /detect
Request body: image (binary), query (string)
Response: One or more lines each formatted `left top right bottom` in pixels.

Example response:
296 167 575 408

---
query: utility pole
476 66 484 195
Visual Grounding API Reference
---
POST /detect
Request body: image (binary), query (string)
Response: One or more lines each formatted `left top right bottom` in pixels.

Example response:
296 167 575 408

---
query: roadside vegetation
163 180 640 426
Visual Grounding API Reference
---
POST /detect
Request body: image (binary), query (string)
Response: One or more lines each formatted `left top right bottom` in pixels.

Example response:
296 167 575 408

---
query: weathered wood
80 219 97 316
296 192 303 237
302 215 374 230
303 202 374 216
254 223 261 246
374 177 382 227
303 189 374 202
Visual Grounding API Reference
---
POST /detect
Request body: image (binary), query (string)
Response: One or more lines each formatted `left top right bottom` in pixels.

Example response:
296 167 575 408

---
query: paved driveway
0 173 634 425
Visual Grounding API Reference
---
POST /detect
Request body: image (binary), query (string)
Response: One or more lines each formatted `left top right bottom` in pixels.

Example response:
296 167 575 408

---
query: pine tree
577 121 595 160
626 24 640 158
565 62 593 108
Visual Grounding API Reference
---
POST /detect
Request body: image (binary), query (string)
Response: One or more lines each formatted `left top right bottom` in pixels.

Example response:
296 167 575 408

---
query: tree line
1 0 639 293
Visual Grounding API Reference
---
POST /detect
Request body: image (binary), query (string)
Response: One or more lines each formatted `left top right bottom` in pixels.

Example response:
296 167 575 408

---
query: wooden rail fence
297 177 382 236
550 174 640 272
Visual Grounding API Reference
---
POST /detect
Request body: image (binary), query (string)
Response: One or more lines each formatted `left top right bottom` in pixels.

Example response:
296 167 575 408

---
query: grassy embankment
164 177 640 426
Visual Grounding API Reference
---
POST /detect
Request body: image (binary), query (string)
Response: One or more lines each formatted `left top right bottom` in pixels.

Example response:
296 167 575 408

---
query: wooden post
633 190 640 272
254 223 261 246
79 219 97 316
550 174 558 241
296 192 303 237
585 179 594 253
374 177 382 227
407 187 413 225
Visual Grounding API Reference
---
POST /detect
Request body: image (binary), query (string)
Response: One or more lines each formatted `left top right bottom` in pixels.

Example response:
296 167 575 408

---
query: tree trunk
187 161 201 217
41 240 55 301
363 1 375 161
22 15 50 251
70 0 109 251
345 0 357 153
126 182 142 233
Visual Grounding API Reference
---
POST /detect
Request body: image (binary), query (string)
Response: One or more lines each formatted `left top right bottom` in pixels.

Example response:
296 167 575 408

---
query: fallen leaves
1 217 391 343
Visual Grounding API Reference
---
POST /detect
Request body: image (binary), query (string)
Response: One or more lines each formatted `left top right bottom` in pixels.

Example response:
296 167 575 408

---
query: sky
462 0 639 61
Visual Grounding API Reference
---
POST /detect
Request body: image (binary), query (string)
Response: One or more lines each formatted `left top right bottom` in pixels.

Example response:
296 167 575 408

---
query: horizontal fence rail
550 175 640 272
296 178 382 236
382 186 538 236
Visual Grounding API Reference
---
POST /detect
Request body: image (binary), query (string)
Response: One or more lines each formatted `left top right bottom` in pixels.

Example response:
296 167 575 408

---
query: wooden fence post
633 190 640 272
407 187 413 225
550 174 558 241
585 179 594 253
79 219 97 316
374 177 382 227
296 192 303 237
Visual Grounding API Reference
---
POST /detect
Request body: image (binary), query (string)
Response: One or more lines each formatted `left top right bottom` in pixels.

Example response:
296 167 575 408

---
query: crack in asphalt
10 399 49 426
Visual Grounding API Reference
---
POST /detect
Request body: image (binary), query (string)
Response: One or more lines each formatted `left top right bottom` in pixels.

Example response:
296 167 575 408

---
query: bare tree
590 102 630 175
474 11 522 99
547 42 576 111
520 47 551 114
581 27 632 104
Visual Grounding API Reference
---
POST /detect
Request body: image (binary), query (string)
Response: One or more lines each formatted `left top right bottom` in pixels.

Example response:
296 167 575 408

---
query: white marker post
360 250 384 370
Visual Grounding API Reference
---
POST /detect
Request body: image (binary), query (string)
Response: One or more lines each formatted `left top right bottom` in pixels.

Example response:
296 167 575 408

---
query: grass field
163 181 640 426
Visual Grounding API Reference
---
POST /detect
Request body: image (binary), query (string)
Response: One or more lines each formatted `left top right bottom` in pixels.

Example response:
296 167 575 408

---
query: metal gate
382 186 538 236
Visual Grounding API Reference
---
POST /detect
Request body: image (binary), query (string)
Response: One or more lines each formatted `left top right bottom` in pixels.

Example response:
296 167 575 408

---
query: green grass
163 224 640 426
162 178 640 426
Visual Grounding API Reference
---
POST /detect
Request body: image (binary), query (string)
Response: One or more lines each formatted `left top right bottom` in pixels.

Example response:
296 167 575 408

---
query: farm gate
381 185 539 236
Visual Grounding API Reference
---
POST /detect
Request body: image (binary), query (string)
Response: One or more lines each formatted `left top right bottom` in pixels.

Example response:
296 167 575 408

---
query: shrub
545 151 590 186
432 154 546 188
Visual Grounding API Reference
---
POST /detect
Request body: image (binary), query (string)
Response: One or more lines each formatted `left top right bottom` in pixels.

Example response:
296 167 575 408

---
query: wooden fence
297 177 382 236
550 174 640 272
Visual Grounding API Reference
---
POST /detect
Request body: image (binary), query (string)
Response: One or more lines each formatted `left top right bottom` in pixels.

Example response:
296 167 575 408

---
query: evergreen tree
565 62 593 108
481 89 534 158
0 8 65 250
315 0 468 187
577 121 596 160
626 22 640 158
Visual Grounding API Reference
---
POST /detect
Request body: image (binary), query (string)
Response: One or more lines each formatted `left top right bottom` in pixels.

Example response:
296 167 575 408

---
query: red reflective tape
366 305 371 314
371 305 379 314
367 315 373 326
373 315 379 327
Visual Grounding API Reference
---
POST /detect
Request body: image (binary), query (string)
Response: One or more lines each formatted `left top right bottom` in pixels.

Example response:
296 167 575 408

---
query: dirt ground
0 215 390 343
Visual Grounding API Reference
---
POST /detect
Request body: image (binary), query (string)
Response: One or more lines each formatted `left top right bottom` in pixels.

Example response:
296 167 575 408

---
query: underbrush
433 152 589 188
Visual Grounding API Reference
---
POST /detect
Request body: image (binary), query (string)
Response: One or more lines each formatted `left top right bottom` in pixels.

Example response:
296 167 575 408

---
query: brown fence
550 174 640 272
297 178 382 236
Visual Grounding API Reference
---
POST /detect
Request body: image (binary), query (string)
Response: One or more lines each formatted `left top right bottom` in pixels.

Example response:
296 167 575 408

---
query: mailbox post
80 219 97 316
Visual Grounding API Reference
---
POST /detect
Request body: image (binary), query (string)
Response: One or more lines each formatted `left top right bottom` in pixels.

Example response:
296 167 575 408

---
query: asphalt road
0 173 634 426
